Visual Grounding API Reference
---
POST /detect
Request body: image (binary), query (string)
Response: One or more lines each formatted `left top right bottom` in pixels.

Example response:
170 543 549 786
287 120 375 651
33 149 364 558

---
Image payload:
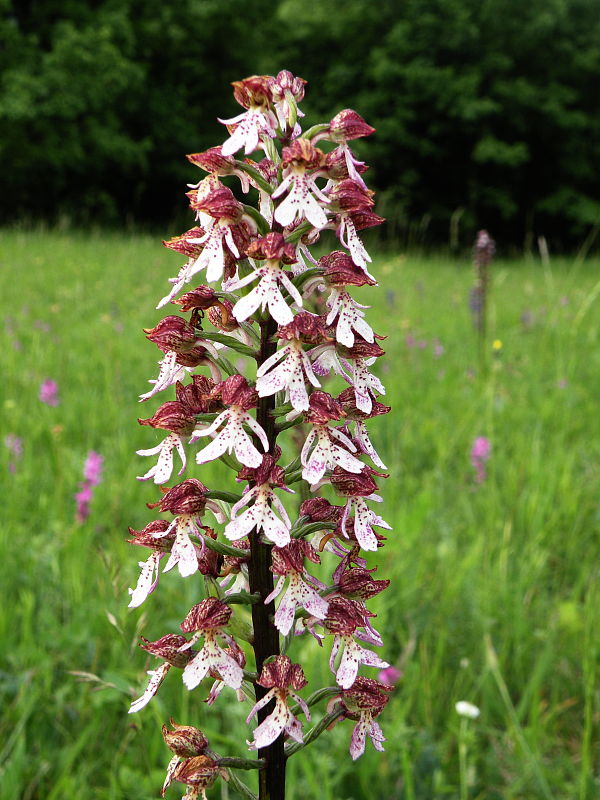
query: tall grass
0 231 598 799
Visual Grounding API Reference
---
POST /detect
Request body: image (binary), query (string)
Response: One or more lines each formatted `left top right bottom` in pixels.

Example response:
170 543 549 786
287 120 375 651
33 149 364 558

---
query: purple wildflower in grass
75 483 94 523
33 320 51 332
378 666 402 686
5 433 23 473
471 437 491 484
83 451 104 486
470 230 495 369
433 339 444 358
39 379 60 406
75 450 104 522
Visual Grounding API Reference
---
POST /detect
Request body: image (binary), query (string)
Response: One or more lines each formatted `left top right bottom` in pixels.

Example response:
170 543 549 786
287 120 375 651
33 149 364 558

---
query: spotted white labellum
256 341 321 412
136 433 187 485
224 484 292 547
230 261 303 326
192 406 268 468
301 425 364 485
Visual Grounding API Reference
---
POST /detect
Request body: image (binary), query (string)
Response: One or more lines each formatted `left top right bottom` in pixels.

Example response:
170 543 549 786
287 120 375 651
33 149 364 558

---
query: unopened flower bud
330 466 381 497
319 251 376 287
191 186 243 222
173 286 219 312
328 179 375 213
187 148 237 176
162 720 209 757
338 568 389 600
299 497 344 522
138 401 197 434
163 227 205 258
148 478 209 515
271 70 306 103
140 634 193 668
144 316 199 354
329 109 375 142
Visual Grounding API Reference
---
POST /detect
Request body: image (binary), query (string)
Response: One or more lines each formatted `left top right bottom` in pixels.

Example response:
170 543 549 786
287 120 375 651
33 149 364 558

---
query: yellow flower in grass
492 339 502 352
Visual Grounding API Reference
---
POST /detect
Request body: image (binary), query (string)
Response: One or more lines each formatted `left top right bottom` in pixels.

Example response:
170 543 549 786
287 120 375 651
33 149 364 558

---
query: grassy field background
1 230 598 799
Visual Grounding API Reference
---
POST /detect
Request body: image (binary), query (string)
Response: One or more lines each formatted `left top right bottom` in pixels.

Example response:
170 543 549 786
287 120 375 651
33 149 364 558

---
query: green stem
458 717 468 800
217 757 266 770
284 708 344 757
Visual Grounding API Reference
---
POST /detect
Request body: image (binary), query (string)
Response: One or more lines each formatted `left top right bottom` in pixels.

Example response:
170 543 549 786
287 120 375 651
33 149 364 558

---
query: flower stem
284 707 345 757
248 315 286 800
458 717 468 800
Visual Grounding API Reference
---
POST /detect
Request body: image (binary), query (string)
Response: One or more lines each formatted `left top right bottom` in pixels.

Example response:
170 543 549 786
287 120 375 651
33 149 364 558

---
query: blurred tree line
2 0 599 249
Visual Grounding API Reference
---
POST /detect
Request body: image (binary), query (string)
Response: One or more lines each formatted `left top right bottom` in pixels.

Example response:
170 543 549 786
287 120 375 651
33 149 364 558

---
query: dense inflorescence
127 71 390 800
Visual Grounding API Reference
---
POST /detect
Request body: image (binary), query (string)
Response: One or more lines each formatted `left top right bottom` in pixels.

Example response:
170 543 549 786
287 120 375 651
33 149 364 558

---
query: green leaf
242 203 271 235
235 160 274 195
194 329 257 357
301 123 330 140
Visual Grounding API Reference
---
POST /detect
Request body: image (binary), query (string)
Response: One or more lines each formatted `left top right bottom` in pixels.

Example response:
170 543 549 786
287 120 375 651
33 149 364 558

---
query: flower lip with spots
246 656 311 750
338 676 391 759
179 598 244 692
266 540 329 635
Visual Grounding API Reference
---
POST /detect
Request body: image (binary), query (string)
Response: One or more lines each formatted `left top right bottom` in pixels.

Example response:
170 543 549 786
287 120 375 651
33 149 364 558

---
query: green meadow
1 230 598 799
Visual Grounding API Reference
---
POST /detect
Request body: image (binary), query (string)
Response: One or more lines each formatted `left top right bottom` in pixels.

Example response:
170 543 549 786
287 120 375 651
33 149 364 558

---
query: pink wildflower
5 433 23 473
39 379 59 406
75 483 93 523
471 436 491 483
377 666 402 686
83 451 104 485
75 451 104 523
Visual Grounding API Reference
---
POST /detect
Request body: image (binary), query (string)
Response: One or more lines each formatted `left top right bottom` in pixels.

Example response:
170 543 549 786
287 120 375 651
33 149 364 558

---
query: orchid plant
128 72 391 800
469 229 495 370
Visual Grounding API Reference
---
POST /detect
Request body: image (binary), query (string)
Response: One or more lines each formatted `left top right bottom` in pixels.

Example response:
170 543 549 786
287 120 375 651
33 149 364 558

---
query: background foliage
2 0 600 247
1 231 598 798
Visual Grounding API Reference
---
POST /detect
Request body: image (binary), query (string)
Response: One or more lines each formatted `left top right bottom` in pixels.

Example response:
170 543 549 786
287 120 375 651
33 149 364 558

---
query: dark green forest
2 0 600 248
